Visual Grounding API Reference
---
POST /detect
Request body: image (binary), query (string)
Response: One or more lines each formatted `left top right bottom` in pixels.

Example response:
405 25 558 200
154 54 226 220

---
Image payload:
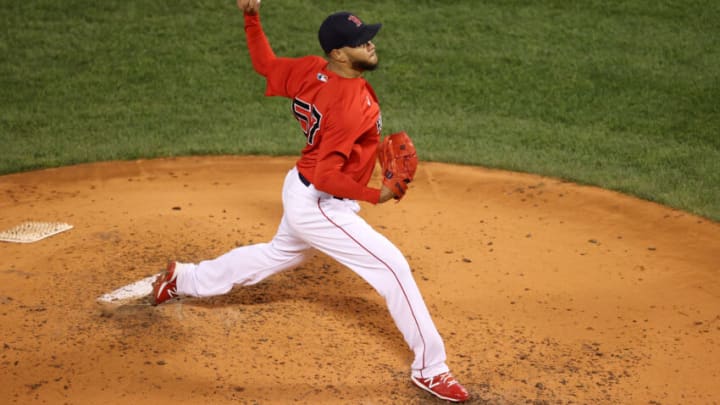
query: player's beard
352 59 379 72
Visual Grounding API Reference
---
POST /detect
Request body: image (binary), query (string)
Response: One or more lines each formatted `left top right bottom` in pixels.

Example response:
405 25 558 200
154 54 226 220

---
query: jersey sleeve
310 101 382 204
244 13 319 98
316 101 363 159
244 13 275 75
313 153 381 204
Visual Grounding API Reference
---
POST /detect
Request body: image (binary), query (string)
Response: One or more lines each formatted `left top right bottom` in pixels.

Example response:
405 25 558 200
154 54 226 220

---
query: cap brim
350 23 382 46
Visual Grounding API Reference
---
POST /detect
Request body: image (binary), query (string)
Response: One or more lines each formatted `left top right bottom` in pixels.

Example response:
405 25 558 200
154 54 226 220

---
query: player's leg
299 197 449 379
174 215 310 297
300 198 469 401
161 168 313 300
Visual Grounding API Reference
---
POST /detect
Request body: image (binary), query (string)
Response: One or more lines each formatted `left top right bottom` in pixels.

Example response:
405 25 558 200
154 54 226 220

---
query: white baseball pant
175 166 449 378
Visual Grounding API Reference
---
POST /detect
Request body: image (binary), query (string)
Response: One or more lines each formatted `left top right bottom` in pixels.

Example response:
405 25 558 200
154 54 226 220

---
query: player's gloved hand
378 131 418 201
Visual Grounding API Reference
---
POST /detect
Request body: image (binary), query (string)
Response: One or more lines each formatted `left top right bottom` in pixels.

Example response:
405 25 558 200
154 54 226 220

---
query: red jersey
245 13 382 204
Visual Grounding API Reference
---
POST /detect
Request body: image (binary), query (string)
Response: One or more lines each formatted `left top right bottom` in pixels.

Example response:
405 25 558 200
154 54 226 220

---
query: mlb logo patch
317 73 328 82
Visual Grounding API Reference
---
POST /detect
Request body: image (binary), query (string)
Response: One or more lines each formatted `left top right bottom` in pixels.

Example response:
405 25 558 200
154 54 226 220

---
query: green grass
1 0 719 220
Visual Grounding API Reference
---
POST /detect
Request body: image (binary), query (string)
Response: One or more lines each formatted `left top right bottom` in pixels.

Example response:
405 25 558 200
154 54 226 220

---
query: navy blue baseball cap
318 12 382 54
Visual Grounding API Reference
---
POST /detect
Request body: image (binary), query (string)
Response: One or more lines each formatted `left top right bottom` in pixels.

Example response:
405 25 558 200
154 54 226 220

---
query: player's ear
328 48 347 63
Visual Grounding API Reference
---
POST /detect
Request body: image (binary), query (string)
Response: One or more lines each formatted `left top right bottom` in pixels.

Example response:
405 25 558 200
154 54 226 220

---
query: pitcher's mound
0 155 718 404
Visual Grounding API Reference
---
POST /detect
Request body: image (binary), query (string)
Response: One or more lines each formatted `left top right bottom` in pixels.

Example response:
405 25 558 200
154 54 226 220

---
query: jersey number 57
292 98 322 145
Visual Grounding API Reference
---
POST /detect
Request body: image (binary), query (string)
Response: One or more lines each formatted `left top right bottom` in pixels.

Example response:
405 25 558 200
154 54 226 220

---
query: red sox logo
347 15 363 27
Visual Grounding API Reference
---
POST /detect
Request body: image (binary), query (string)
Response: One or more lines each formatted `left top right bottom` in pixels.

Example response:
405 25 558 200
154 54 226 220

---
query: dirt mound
1 156 718 404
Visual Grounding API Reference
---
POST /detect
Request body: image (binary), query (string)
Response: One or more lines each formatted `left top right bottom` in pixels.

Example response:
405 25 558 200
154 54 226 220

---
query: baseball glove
378 131 418 200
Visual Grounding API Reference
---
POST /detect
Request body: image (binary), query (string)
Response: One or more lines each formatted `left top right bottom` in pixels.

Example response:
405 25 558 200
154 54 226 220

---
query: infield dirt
1 156 718 404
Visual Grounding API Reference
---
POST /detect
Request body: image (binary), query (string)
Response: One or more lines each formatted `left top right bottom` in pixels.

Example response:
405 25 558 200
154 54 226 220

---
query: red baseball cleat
151 262 179 306
411 371 470 403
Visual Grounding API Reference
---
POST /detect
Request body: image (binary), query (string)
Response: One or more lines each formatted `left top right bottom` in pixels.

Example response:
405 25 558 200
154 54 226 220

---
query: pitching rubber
97 273 160 306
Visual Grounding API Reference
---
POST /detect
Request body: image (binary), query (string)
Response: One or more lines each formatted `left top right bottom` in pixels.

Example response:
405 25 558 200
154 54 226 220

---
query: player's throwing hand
237 0 261 15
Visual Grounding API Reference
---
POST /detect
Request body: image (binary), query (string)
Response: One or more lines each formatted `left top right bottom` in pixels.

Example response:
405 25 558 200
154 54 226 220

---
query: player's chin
354 59 379 72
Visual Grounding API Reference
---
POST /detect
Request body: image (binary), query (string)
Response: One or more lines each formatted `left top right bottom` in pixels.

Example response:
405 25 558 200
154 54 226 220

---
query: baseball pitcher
151 0 470 402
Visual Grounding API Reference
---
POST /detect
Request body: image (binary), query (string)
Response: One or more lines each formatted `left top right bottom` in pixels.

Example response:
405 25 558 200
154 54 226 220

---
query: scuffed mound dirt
1 156 718 404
